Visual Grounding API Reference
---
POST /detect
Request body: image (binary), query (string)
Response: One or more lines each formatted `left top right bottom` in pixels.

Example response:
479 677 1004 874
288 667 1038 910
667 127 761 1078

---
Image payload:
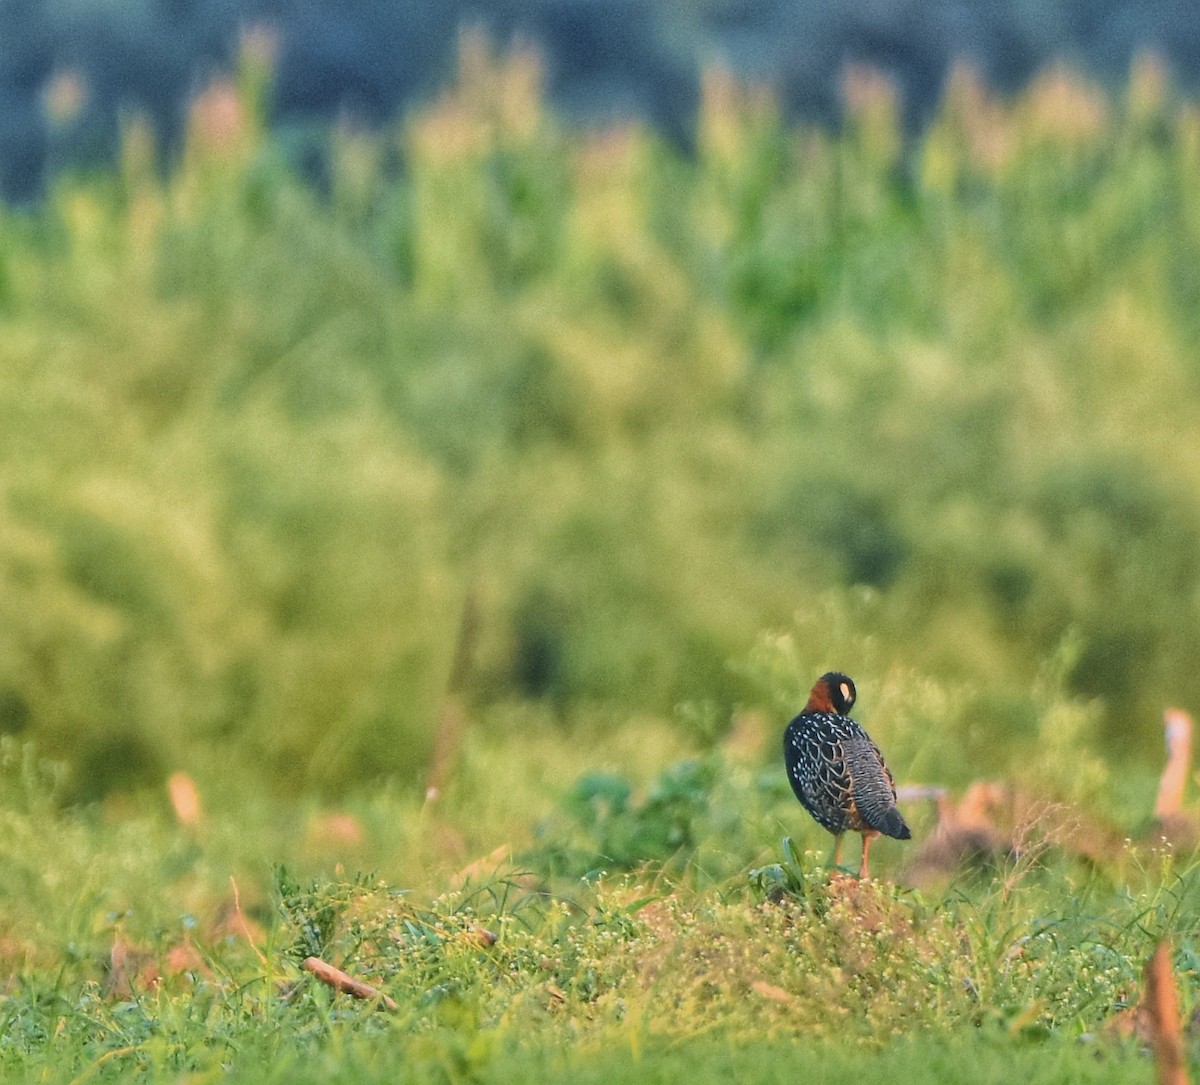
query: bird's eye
840 682 853 704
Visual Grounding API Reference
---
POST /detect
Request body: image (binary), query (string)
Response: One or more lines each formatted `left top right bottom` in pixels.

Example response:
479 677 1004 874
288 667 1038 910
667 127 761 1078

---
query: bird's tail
875 806 911 841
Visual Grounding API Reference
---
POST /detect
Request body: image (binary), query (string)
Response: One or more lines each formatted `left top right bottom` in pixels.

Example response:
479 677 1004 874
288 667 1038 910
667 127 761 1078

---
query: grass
4 1026 1152 1085
0 725 1197 1083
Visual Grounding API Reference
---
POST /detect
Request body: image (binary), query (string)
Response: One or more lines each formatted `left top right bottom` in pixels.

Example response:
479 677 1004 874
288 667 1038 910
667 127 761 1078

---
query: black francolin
783 671 910 878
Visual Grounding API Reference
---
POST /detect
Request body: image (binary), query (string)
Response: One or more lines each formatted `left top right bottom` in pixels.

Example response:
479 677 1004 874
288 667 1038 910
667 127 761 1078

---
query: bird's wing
843 733 904 836
784 719 851 833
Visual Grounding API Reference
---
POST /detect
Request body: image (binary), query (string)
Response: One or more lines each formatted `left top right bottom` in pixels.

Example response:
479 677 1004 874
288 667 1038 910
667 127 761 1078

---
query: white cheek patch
840 682 852 704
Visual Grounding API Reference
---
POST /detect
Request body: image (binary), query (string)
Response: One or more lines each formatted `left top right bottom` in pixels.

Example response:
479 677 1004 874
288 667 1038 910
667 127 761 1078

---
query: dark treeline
3 0 1196 200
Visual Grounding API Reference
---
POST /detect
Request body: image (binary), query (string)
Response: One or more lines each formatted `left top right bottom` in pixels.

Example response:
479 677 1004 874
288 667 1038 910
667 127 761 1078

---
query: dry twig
301 956 398 1011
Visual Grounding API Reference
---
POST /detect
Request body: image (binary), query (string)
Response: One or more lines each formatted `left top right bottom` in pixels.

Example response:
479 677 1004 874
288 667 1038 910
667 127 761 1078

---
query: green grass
0 729 1196 1083
0 1025 1159 1085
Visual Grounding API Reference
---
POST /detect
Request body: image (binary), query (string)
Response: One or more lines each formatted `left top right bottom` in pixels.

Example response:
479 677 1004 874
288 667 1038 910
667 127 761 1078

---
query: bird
783 671 911 878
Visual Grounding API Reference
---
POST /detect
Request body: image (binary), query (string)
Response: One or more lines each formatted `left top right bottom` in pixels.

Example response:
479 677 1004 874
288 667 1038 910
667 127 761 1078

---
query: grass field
0 724 1196 1083
3 39 1200 1083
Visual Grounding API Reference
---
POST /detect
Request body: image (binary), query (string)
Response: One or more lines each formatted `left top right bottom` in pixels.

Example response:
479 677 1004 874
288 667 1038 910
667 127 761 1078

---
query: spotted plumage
783 671 911 878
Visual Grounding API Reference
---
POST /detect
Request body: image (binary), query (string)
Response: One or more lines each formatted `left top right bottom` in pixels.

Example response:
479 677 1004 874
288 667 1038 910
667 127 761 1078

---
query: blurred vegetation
0 37 1198 795
6 0 1200 202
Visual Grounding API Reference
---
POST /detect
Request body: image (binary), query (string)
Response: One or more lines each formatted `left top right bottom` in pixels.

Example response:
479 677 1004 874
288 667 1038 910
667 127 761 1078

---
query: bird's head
807 671 857 715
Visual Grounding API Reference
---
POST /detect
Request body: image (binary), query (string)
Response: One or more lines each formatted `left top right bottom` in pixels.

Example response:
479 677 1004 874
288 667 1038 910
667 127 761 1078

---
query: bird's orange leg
831 834 845 869
859 831 879 879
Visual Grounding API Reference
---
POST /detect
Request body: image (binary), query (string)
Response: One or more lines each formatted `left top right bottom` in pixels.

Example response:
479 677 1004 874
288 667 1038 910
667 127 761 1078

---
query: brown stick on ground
301 956 398 1012
1143 942 1188 1085
1155 709 1193 821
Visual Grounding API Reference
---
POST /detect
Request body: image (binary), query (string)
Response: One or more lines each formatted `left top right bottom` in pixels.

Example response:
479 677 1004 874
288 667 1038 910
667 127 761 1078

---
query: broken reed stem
1154 709 1193 821
425 585 480 803
302 956 398 1012
230 876 267 966
1143 942 1188 1085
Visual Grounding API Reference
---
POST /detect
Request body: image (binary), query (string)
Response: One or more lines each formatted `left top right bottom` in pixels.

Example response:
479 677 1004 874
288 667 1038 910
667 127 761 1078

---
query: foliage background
6 0 1200 200
0 32 1197 799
